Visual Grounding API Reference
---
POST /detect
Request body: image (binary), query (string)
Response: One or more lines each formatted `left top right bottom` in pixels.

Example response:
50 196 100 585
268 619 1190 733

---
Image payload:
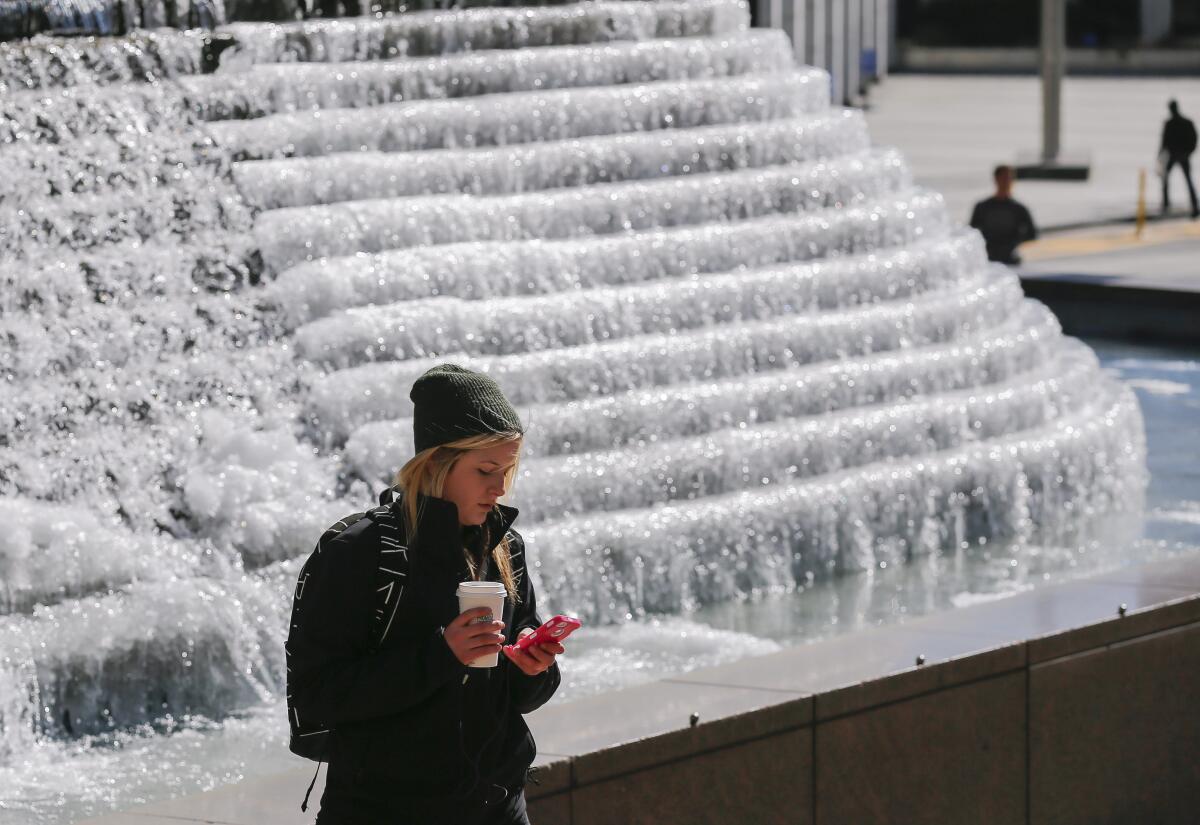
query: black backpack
286 487 409 763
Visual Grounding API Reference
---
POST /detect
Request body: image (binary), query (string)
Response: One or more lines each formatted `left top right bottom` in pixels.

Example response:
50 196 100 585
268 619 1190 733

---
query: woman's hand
503 627 565 676
444 606 506 666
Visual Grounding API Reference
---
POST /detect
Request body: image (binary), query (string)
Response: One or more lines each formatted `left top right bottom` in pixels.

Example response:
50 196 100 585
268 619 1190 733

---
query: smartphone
506 615 581 653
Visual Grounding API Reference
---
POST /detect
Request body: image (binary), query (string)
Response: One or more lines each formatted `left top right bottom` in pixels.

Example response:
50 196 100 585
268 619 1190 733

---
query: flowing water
1 1 1193 821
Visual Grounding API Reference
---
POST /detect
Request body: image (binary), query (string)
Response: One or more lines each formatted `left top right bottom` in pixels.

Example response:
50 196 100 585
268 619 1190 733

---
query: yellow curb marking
1021 219 1200 262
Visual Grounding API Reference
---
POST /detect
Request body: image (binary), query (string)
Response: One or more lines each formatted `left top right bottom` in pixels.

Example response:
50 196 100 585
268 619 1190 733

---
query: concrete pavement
862 74 1200 231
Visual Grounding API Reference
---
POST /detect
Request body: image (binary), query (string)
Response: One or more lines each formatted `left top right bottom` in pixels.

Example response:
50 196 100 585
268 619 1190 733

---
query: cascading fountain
0 1 1147 820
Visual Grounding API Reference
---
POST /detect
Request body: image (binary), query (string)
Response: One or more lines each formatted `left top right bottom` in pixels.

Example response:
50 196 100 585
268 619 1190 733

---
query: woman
287 363 565 824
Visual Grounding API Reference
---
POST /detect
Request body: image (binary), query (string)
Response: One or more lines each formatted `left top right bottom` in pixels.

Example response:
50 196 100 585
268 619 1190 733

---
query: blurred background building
751 0 1199 108
893 0 1200 74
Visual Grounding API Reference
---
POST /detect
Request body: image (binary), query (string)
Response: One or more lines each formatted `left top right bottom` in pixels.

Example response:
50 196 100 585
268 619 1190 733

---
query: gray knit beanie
409 364 524 454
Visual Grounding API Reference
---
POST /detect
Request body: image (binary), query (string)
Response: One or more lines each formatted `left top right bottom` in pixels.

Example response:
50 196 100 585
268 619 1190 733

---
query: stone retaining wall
526 594 1200 824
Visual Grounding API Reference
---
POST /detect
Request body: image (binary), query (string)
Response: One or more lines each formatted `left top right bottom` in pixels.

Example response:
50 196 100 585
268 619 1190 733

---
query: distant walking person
969 165 1038 265
1159 99 1199 219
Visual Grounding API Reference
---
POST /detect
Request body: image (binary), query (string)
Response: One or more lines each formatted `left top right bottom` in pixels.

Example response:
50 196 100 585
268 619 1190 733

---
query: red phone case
508 615 581 653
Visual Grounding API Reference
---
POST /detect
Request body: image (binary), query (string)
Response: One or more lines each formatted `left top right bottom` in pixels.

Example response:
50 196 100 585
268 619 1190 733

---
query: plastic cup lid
457 581 507 593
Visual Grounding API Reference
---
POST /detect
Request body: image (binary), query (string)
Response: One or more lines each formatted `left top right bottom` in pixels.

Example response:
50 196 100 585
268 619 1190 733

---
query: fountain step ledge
253 148 907 273
233 112 867 209
76 551 1200 824
306 273 1022 406
347 340 1097 515
524 383 1144 620
293 232 981 366
343 301 1059 465
503 345 1101 523
190 30 799 124
268 189 948 329
206 70 824 163
307 278 1036 440
218 0 750 66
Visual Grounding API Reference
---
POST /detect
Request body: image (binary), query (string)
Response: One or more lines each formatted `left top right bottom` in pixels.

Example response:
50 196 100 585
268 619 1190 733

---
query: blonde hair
392 431 523 605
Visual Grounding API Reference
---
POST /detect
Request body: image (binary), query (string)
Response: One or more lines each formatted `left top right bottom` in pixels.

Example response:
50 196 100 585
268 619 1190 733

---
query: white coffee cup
456 581 508 668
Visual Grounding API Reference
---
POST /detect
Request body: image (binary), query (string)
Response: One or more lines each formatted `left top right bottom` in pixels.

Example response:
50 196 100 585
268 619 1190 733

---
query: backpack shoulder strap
377 484 398 507
365 490 410 652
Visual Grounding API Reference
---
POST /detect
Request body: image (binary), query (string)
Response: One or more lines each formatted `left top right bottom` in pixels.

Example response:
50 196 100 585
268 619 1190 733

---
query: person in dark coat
969 164 1038 265
1159 99 1199 219
287 363 564 824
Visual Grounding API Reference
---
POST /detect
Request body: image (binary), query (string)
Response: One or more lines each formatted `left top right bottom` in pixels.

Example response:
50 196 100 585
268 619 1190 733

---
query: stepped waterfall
0 1 1146 819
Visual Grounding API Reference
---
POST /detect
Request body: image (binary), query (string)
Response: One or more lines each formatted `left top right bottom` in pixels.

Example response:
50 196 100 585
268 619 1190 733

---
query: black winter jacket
286 488 560 822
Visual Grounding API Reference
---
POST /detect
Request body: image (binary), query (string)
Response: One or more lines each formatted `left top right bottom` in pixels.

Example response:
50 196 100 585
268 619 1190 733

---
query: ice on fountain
1 140 249 261
255 148 910 272
511 343 1101 522
188 30 796 122
0 561 295 745
344 301 1063 481
523 383 1145 623
0 243 267 381
0 64 304 562
1 82 252 265
219 0 748 66
268 189 948 328
0 497 203 613
178 409 351 566
0 81 193 146
0 29 205 94
3 187 227 258
308 272 1024 442
0 69 323 564
0 341 335 550
5 133 206 203
295 230 978 368
234 112 868 209
0 56 312 585
206 70 824 173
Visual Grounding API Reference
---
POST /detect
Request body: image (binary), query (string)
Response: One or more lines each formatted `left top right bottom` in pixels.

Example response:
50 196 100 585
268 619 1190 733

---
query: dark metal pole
1040 0 1064 164
1019 0 1088 178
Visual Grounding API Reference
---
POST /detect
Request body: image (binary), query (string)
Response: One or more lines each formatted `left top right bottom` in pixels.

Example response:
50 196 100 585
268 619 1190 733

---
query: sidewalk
1020 216 1200 292
862 74 1200 231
